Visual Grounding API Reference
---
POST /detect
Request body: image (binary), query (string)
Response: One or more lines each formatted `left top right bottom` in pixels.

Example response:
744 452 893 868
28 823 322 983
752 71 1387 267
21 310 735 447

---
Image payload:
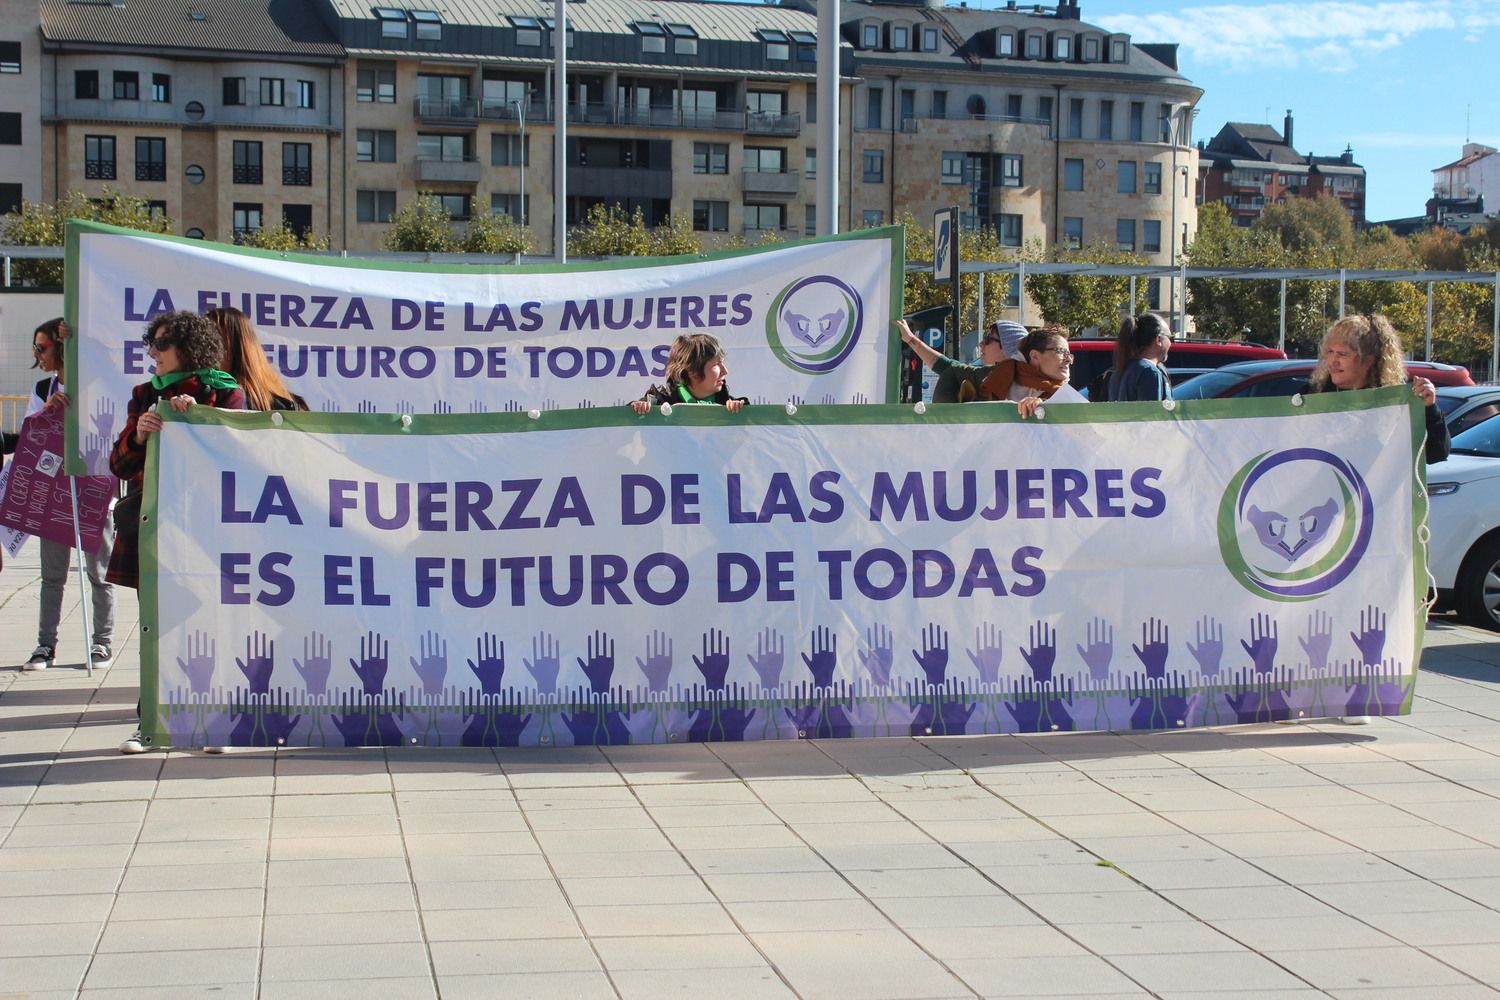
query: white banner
139 389 1425 748
66 222 901 474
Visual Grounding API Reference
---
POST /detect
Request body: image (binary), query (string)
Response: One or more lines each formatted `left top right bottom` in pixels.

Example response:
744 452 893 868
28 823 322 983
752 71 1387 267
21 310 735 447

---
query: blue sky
1054 0 1497 222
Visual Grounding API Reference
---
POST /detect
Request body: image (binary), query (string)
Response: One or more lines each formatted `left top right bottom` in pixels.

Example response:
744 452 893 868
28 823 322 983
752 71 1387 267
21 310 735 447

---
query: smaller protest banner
0 406 115 554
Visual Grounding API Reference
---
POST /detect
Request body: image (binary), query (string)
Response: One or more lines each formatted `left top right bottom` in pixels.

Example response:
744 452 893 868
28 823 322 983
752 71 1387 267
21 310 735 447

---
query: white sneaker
90 644 112 668
1342 715 1372 726
23 645 53 671
118 731 148 754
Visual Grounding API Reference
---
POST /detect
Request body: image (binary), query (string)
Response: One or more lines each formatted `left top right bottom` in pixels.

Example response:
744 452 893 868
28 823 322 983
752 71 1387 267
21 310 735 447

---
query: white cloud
1092 2 1500 72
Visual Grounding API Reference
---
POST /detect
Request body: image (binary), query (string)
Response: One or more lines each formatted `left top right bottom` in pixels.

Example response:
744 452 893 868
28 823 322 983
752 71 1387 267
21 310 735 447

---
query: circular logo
1217 448 1373 601
766 275 863 375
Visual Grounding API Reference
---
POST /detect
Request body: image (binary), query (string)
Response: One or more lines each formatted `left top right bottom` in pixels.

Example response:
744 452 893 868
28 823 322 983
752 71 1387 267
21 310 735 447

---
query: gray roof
40 0 343 58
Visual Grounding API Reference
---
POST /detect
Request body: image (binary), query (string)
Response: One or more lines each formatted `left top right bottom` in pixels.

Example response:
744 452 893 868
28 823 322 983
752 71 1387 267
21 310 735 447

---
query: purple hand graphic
349 631 389 695
560 708 629 746
468 401 488 414
1020 621 1057 683
715 706 756 741
1132 617 1170 680
801 626 837 688
82 431 108 472
1187 617 1223 678
432 401 452 415
692 628 731 691
524 632 560 694
330 711 402 746
165 707 197 745
635 629 673 692
467 632 505 695
912 622 950 686
409 630 448 696
235 630 275 694
1003 689 1074 733
1373 657 1414 715
576 630 616 695
1300 609 1333 670
966 623 1004 684
1075 617 1113 681
395 400 414 415
910 699 976 736
1241 613 1278 675
357 400 377 414
745 627 785 688
260 711 302 745
1350 605 1387 666
858 623 894 687
176 630 216 695
293 632 332 695
91 398 117 440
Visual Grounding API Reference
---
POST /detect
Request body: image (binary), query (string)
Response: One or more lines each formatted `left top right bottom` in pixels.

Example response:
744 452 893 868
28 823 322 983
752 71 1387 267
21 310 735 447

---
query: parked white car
1427 418 1500 630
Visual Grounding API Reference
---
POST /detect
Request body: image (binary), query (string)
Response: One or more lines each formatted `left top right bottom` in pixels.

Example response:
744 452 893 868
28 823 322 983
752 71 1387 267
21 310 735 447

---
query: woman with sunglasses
3 318 117 671
206 306 308 412
897 320 1074 416
894 319 1025 404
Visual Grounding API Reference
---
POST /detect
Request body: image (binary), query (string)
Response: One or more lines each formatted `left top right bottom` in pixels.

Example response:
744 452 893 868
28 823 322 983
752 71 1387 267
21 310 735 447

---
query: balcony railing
282 166 312 186
416 157 481 184
414 97 479 123
564 102 801 135
742 169 800 196
84 160 116 180
479 100 548 122
745 111 802 136
568 165 672 198
899 113 1052 139
136 163 166 182
233 165 263 184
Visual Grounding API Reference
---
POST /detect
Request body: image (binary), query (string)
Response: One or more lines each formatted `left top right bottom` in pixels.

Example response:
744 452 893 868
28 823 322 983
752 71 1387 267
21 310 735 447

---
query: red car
1068 339 1285 392
1172 359 1474 400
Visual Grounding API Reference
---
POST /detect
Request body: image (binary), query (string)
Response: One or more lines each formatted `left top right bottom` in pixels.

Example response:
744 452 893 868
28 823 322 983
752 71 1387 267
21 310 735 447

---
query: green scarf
675 383 718 404
150 368 239 392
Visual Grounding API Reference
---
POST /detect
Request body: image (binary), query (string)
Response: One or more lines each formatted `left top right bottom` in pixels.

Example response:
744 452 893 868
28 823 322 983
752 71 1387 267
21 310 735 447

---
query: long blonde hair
206 306 297 411
1309 314 1405 391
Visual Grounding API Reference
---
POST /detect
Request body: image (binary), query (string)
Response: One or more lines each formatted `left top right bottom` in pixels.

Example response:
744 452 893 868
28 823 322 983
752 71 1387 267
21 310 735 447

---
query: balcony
742 170 800 197
414 97 478 125
568 165 672 199
136 162 166 182
899 113 1052 140
233 165 263 184
480 100 548 123
745 111 802 136
417 156 481 184
282 166 312 186
84 160 116 180
564 102 800 135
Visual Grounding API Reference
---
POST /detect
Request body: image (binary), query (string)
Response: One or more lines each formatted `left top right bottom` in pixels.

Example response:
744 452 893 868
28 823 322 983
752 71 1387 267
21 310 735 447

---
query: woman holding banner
206 307 308 412
5 318 117 671
896 319 1077 416
630 334 748 414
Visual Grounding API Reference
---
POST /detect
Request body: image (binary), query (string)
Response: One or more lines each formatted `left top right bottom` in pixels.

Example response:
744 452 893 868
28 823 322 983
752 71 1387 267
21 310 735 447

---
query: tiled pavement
2 541 1499 999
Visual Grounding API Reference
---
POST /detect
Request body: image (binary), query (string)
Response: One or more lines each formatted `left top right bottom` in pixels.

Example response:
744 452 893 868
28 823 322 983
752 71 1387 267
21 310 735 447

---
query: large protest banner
138 388 1425 749
64 221 902 475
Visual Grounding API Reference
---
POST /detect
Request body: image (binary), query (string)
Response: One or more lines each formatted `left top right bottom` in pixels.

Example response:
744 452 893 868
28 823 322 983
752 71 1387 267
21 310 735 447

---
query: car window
1436 395 1465 415
1171 370 1246 400
1452 404 1500 436
1240 375 1307 398
1451 418 1500 458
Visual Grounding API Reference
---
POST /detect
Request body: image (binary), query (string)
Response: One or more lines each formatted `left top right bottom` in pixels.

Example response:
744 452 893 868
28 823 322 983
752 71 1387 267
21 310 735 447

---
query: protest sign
0 406 114 554
139 388 1425 749
65 221 902 474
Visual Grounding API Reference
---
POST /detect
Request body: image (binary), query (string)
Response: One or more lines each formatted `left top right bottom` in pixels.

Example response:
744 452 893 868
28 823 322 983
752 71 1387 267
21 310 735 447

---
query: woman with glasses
896 320 1074 416
1107 313 1173 402
895 319 1025 404
2 318 117 671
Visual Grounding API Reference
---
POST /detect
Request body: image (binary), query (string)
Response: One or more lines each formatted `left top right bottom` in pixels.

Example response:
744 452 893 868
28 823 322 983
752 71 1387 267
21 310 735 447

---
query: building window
232 140 262 184
356 67 395 103
185 227 205 239
866 88 882 129
743 203 786 232
997 213 1022 247
805 204 816 234
862 209 884 227
260 78 284 106
374 7 408 39
1063 216 1083 248
999 153 1022 187
967 94 987 118
761 29 790 61
1111 38 1127 62
146 200 167 222
417 133 470 162
1160 104 1175 143
862 149 884 183
941 151 965 184
185 164 205 185
135 137 165 181
693 142 728 174
510 16 542 46
1063 158 1083 191
490 192 523 222
890 25 910 50
804 147 815 179
1006 274 1021 308
113 71 138 100
861 23 879 48
1116 218 1135 252
1054 34 1072 60
283 142 312 185
1025 32 1042 58
1144 162 1162 194
491 134 529 166
357 189 396 223
232 202 263 242
151 73 170 102
899 89 915 127
931 90 947 119
297 80 315 109
422 192 471 220
0 42 19 74
0 112 18 144
1129 101 1144 141
692 200 728 232
223 76 246 106
75 69 98 99
996 31 1015 57
283 204 312 239
744 146 785 173
1083 36 1100 61
1118 161 1137 194
412 9 442 40
922 27 939 52
1004 94 1022 119
84 135 115 179
806 83 816 124
185 100 204 121
358 129 396 162
1067 98 1083 138
1037 95 1053 123
635 22 666 53
1099 100 1114 140
1143 219 1161 253
667 23 697 55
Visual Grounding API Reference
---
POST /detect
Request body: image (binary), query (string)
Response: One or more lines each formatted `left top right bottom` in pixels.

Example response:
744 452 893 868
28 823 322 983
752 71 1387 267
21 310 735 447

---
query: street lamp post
1164 105 1183 333
508 96 527 227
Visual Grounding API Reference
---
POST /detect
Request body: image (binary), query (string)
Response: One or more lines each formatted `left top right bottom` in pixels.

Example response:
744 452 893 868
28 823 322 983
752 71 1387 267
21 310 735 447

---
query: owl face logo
1218 449 1373 601
766 275 863 375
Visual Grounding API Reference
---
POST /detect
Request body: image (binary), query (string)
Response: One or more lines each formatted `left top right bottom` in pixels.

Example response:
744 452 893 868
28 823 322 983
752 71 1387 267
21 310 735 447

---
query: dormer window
411 10 441 41
861 22 879 49
1109 36 1128 62
539 17 575 49
635 22 667 54
373 7 406 39
1053 34 1072 60
759 29 790 61
1024 32 1042 59
667 23 698 55
1082 35 1100 61
510 16 542 46
921 26 939 52
791 29 816 61
995 30 1015 57
890 24 909 50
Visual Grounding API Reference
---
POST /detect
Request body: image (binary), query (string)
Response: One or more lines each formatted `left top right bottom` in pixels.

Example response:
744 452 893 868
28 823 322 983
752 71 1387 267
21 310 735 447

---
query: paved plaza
2 540 1499 1000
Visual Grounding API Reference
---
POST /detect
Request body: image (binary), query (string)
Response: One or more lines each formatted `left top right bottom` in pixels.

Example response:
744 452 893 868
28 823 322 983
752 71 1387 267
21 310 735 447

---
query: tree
565 203 701 257
2 188 173 285
241 221 331 252
1255 194 1355 260
461 210 533 255
381 195 456 252
898 214 1022 339
1021 239 1150 334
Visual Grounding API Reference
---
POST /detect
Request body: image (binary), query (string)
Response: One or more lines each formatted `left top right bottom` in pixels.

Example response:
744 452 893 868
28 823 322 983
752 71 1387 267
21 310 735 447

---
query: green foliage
242 221 331 252
2 188 173 286
381 195 457 253
1255 194 1355 258
898 214 1021 338
564 203 701 258
646 212 702 256
1021 239 1150 334
461 210 534 255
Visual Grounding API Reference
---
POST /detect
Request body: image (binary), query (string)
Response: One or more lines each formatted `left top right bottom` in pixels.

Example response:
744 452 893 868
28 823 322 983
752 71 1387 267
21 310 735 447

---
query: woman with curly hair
1306 314 1448 464
206 306 307 412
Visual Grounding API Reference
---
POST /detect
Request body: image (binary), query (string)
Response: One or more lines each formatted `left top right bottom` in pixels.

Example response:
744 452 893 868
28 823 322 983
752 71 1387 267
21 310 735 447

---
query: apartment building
1198 112 1367 227
25 0 1201 295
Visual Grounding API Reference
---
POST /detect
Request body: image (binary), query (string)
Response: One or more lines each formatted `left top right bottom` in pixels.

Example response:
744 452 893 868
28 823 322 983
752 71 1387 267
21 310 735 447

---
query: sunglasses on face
31 342 50 354
141 332 175 351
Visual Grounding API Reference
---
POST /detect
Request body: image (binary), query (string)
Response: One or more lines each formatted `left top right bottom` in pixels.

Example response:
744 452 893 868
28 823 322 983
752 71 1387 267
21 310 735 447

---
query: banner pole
67 474 94 678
